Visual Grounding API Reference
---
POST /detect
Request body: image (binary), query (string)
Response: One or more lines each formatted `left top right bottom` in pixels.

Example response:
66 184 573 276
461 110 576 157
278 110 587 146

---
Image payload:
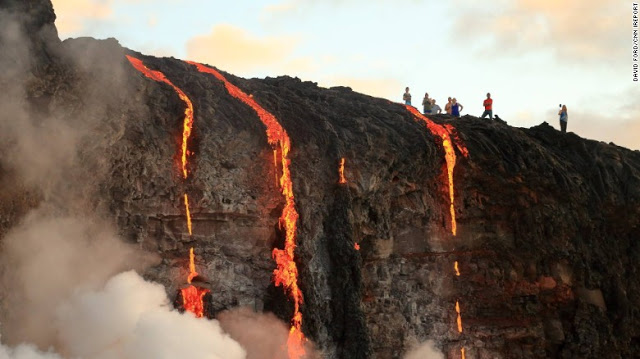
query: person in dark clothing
451 98 463 117
558 104 568 133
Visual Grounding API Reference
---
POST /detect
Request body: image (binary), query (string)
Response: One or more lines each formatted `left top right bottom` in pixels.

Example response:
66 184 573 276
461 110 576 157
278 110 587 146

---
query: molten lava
339 158 347 184
405 105 468 236
456 300 463 333
354 242 360 251
126 55 195 179
181 247 210 318
461 347 466 359
454 261 461 276
184 194 193 236
274 149 279 187
186 61 306 359
127 55 196 238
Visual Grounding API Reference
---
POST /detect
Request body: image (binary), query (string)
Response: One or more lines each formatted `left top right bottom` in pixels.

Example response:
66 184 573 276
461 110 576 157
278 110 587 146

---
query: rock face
1 1 640 358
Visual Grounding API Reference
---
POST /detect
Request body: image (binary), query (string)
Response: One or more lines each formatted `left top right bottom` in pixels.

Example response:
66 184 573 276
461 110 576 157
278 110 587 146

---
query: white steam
403 340 444 359
1 271 247 359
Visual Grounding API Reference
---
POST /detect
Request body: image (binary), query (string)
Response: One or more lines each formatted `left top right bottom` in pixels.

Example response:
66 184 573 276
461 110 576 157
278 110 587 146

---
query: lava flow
406 105 469 236
456 300 463 333
405 105 468 236
181 247 210 318
339 158 347 184
454 261 461 276
126 55 195 235
186 61 306 359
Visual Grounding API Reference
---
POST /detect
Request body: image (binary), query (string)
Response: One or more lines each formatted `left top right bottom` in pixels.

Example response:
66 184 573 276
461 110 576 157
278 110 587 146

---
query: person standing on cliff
403 87 412 105
422 92 432 114
558 104 568 133
451 98 463 117
481 93 493 120
430 99 442 114
445 97 453 115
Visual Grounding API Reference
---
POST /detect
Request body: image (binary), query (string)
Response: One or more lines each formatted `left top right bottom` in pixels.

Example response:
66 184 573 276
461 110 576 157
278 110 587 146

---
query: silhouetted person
481 93 493 120
451 98 463 118
422 92 431 114
403 87 412 105
558 104 568 133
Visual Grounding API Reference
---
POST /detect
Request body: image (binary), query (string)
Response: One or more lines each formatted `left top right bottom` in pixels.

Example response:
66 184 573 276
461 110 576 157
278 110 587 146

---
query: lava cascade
339 158 347 184
455 300 463 333
181 247 210 318
405 105 468 236
126 55 195 235
186 61 306 359
404 106 470 356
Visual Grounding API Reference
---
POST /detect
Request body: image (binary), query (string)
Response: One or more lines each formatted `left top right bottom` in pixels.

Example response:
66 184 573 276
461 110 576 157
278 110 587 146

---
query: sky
50 0 640 150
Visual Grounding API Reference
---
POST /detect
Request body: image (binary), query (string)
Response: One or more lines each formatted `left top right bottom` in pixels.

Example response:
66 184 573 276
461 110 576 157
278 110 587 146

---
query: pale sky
51 0 640 150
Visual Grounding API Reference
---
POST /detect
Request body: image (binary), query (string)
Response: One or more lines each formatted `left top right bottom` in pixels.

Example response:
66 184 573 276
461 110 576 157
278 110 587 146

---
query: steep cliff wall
1 1 639 358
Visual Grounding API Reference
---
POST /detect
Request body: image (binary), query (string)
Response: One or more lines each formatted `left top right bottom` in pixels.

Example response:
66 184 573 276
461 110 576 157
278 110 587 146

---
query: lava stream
181 247 210 318
456 300 463 333
126 56 195 235
126 55 195 179
454 261 461 276
184 194 193 235
186 61 306 359
339 158 347 184
405 105 468 236
461 347 466 359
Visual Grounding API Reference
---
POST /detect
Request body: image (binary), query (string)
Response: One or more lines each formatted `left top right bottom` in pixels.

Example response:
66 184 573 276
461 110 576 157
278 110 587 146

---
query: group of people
403 87 569 133
403 87 488 119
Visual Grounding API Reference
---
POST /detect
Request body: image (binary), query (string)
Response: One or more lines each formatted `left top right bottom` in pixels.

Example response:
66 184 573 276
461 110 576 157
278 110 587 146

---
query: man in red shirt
481 93 493 120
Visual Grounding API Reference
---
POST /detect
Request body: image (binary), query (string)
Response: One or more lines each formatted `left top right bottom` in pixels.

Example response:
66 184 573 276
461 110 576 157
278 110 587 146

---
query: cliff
1 1 639 358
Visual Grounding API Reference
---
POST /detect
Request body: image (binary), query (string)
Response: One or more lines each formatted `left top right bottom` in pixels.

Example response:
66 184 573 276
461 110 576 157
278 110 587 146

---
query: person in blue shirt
558 104 568 133
451 98 463 117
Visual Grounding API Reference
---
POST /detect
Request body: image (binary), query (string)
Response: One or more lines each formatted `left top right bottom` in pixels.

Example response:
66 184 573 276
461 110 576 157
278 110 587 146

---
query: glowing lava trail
455 300 464 333
186 61 306 359
405 105 468 236
181 247 210 318
339 158 347 184
404 106 470 356
126 55 195 235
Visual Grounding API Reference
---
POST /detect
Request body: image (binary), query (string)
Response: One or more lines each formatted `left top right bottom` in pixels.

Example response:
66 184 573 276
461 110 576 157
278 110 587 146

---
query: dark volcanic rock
1 1 640 358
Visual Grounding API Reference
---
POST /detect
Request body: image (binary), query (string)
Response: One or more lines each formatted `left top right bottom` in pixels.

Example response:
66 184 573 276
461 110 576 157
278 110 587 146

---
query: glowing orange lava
184 194 193 235
274 149 279 187
354 242 360 251
186 61 306 359
126 55 194 179
181 247 210 318
187 247 197 283
454 261 461 276
339 158 347 184
405 105 468 236
461 347 466 359
456 300 463 333
127 55 196 237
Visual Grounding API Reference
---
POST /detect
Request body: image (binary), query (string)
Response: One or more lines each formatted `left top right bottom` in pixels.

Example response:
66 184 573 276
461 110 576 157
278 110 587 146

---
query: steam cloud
0 5 305 359
1 271 247 359
403 340 444 359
